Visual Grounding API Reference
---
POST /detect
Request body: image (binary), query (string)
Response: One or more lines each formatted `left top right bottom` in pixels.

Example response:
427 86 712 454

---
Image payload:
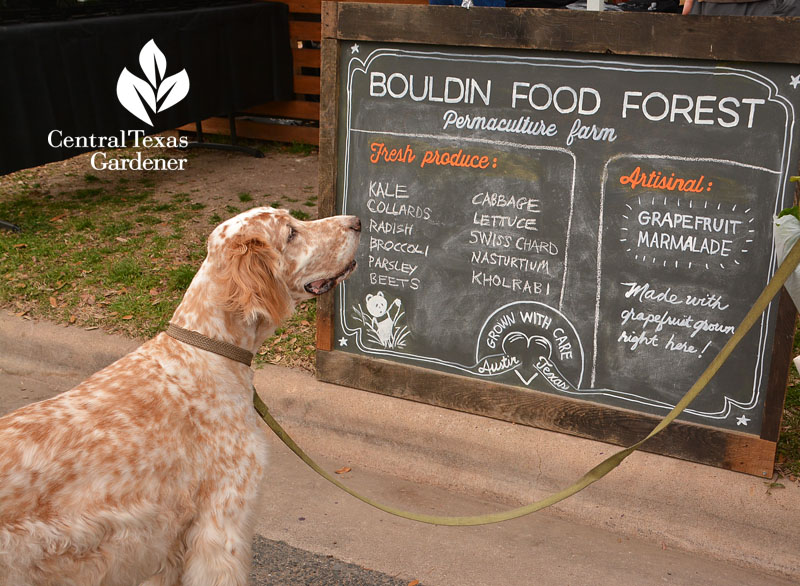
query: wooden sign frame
315 2 799 477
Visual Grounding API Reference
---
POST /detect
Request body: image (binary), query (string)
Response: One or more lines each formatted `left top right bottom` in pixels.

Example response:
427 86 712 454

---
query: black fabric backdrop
0 2 293 175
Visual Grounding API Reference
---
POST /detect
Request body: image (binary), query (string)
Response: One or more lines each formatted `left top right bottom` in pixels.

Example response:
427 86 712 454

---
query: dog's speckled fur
0 208 360 585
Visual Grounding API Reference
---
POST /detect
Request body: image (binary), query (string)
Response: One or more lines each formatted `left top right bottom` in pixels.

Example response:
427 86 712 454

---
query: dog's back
0 335 267 586
0 207 360 585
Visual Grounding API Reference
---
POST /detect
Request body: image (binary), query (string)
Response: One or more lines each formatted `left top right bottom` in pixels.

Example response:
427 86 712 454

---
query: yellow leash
254 238 800 526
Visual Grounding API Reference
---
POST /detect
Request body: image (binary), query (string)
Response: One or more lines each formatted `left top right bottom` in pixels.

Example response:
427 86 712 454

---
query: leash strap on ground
254 239 800 526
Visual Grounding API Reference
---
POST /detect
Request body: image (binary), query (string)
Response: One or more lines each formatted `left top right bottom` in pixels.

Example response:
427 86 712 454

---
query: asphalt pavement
249 537 415 586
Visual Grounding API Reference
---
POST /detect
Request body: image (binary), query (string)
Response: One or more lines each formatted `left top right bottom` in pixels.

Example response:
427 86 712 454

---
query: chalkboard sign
316 4 799 476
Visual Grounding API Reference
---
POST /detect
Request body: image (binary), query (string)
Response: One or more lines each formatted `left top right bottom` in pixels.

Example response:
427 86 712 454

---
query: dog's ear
216 233 292 324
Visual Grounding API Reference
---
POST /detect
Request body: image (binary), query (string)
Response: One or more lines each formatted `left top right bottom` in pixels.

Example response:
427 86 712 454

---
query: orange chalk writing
619 166 712 193
420 148 493 169
370 142 416 164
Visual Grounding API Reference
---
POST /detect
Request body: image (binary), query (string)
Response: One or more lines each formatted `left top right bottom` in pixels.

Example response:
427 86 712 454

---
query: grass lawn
0 143 319 372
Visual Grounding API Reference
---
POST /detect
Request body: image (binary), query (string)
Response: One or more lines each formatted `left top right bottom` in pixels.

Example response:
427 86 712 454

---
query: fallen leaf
49 297 57 308
121 315 133 320
408 581 420 586
335 467 352 475
50 213 67 222
69 315 76 324
13 243 27 249
115 237 129 243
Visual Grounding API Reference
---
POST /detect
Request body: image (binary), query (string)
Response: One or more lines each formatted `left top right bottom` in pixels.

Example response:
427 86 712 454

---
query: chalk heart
502 332 552 386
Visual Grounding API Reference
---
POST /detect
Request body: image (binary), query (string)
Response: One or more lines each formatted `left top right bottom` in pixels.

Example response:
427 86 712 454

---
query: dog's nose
350 217 362 233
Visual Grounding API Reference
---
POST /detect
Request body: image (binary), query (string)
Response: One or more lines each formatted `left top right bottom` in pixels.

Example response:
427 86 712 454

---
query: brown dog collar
165 323 254 366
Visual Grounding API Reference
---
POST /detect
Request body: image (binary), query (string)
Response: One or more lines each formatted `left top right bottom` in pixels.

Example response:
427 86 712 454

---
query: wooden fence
178 0 427 145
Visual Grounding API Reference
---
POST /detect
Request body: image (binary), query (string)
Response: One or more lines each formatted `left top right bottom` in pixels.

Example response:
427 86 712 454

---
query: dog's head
207 207 360 324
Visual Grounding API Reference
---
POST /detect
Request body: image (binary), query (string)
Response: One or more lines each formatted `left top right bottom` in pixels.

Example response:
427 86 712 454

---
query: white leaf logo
117 68 156 126
157 70 190 113
139 39 166 88
116 39 190 126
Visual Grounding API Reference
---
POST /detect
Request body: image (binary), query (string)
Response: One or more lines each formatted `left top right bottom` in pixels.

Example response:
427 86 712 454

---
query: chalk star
736 414 751 426
350 44 360 54
791 74 800 89
338 337 349 347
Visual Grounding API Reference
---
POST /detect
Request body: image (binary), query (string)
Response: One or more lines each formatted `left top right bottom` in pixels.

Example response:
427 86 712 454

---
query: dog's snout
350 217 362 233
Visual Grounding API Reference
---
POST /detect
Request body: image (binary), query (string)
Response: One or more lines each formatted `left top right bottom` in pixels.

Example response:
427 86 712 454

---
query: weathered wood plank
292 47 321 68
179 117 319 145
294 74 322 95
761 289 798 442
318 37 339 219
283 0 322 14
321 1 338 41
316 36 341 351
317 349 773 475
245 100 320 121
724 434 776 477
290 20 321 43
329 3 800 64
287 0 427 14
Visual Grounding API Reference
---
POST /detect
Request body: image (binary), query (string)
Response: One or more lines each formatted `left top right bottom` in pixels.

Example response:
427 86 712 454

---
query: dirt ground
0 134 321 230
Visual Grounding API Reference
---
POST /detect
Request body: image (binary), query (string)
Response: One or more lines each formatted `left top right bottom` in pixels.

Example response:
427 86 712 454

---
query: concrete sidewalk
1 311 798 585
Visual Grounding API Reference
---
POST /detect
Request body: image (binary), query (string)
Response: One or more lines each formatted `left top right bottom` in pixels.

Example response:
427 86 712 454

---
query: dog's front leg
181 527 252 585
180 503 257 586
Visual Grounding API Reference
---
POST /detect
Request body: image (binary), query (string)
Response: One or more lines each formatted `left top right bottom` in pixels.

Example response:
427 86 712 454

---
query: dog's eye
287 226 298 243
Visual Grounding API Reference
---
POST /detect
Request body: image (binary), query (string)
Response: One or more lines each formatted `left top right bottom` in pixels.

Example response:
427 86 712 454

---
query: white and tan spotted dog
0 207 361 586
